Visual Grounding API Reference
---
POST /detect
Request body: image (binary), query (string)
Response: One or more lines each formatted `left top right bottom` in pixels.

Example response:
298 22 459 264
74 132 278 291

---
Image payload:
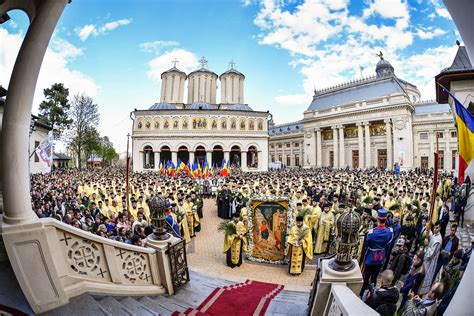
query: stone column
385 119 393 170
332 127 338 168
189 152 195 165
224 151 230 164
316 128 322 167
241 151 247 171
445 129 452 170
357 123 364 168
154 152 160 170
139 151 144 170
206 151 212 166
0 0 69 225
257 151 262 169
429 131 435 168
171 151 178 167
338 125 345 168
364 122 371 168
145 151 150 166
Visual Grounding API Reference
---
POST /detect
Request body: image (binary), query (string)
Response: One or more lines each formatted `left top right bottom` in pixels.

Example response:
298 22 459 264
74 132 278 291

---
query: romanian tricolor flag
159 161 164 175
203 160 209 178
221 159 229 177
445 88 474 184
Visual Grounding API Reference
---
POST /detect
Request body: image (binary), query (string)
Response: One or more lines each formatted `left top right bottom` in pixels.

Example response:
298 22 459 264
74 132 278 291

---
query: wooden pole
126 133 130 212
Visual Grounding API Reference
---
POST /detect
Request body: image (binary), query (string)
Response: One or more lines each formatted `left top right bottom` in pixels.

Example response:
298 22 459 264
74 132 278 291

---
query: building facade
132 60 269 172
269 54 459 171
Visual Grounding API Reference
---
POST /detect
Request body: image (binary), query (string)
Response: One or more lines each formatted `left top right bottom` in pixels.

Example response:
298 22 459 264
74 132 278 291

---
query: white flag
35 131 54 172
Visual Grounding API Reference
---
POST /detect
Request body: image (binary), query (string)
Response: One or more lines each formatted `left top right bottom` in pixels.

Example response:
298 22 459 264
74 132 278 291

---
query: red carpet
172 280 284 316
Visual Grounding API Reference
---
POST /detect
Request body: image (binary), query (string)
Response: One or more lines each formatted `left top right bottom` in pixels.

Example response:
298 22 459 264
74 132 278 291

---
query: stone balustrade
324 284 377 316
1 218 167 313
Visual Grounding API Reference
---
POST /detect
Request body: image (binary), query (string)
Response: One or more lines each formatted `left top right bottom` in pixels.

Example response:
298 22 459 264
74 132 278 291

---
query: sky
0 0 461 153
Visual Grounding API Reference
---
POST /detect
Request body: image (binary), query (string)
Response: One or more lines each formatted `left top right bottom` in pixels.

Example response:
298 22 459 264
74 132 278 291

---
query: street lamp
148 195 170 240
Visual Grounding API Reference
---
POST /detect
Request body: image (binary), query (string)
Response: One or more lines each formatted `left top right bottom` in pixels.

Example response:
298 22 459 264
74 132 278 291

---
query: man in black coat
218 184 232 219
365 269 399 316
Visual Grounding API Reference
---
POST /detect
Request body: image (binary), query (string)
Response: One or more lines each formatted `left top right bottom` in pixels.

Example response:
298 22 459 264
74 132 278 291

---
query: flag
34 131 54 172
444 88 474 183
221 159 229 177
159 161 164 175
203 160 209 178
184 161 190 175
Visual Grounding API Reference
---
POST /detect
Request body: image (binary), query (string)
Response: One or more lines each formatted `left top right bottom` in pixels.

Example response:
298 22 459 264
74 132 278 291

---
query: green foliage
297 227 309 240
38 83 73 138
298 208 312 219
389 203 400 211
362 196 373 204
98 136 117 164
218 221 236 236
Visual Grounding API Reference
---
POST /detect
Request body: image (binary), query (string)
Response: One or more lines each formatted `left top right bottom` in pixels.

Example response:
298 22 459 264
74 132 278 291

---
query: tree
38 83 73 139
67 93 100 168
98 136 117 165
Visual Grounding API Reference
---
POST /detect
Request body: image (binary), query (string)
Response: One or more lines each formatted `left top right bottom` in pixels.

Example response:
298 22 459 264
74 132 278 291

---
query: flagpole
126 133 130 212
428 133 439 230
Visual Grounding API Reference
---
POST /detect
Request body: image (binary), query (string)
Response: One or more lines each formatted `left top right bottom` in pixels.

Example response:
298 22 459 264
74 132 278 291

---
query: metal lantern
148 195 170 240
329 209 361 271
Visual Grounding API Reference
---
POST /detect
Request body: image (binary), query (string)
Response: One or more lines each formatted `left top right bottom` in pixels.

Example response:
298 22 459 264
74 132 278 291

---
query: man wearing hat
223 212 247 268
314 203 334 254
360 208 394 297
288 215 313 275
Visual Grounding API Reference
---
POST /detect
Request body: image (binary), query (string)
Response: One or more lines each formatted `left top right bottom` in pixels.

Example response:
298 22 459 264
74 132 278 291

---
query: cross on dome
229 60 236 69
199 56 208 68
172 59 179 68
376 51 384 60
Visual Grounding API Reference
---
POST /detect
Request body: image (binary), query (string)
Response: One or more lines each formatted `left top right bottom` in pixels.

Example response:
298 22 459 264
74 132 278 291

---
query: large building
269 52 463 171
131 59 270 172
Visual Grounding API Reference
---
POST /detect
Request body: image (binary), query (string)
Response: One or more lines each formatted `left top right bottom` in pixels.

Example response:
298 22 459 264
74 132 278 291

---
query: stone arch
177 145 190 164
247 145 258 168
227 142 244 152
230 144 242 168
142 145 154 169
246 142 261 151
192 142 209 152
140 143 155 151
176 142 192 152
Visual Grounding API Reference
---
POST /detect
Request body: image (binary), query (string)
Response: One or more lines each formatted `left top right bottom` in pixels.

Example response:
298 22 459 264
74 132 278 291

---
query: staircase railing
323 284 378 316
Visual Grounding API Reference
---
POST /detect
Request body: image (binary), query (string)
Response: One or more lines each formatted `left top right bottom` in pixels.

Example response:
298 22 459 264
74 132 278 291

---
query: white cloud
0 28 99 115
75 18 132 41
428 0 452 20
146 48 200 82
76 24 96 41
416 27 446 40
139 40 180 54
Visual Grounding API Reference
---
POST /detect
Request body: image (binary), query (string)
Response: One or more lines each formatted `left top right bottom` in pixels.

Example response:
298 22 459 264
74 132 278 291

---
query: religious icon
231 119 236 129
211 119 217 129
182 119 188 129
193 118 207 129
154 121 160 129
163 119 169 129
173 119 179 129
240 119 246 130
221 119 227 129
145 121 151 129
257 120 263 131
137 122 143 129
249 120 255 130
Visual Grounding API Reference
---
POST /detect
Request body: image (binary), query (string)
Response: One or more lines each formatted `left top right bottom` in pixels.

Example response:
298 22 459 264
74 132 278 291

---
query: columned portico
316 128 322 167
206 151 212 165
338 125 345 168
241 151 247 171
189 151 195 165
385 119 393 169
364 122 371 168
224 151 230 164
357 123 364 168
332 127 338 168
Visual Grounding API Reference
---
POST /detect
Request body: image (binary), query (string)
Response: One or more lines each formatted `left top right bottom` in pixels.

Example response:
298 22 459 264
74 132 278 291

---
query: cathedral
269 53 459 172
133 53 460 173
131 58 270 172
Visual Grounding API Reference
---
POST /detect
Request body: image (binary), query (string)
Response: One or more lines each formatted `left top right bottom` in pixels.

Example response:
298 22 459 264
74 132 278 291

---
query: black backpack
401 254 412 275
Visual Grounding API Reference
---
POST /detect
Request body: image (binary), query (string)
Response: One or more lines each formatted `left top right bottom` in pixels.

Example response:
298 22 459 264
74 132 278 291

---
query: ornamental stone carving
118 250 152 284
395 118 406 130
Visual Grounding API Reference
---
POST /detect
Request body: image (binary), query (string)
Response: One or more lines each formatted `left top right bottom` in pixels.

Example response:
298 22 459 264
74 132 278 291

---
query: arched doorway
212 145 224 168
195 146 206 166
247 146 258 168
143 145 154 169
230 145 241 168
160 145 171 165
177 145 189 164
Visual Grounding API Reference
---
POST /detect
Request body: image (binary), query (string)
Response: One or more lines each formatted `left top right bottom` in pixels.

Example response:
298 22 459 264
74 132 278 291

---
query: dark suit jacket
441 235 459 257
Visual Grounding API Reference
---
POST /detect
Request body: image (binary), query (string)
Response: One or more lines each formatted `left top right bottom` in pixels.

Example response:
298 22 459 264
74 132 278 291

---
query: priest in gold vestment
314 203 335 254
223 213 248 268
287 216 313 275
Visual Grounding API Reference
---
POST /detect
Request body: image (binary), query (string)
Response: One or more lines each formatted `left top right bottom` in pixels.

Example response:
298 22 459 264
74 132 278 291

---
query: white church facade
269 52 462 172
131 59 270 172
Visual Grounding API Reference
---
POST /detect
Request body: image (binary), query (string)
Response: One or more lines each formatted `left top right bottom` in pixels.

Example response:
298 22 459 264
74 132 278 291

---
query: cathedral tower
187 57 218 104
219 60 245 104
160 60 186 104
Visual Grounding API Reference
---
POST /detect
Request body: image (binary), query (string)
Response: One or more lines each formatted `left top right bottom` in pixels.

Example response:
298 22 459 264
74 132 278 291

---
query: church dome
149 102 176 110
189 102 212 110
375 57 395 78
161 66 186 79
188 67 218 77
227 104 253 111
219 68 245 79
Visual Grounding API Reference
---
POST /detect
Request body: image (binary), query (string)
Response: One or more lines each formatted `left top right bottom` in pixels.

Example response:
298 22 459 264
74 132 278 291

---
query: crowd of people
30 166 472 315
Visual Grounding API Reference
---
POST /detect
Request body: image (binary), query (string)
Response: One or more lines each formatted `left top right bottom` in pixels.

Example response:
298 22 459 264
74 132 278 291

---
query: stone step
44 294 110 316
151 294 189 312
171 288 209 307
138 296 176 315
118 297 156 316
97 296 134 316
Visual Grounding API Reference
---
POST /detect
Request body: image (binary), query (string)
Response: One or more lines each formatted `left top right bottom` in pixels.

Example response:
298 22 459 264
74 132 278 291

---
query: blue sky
0 0 461 152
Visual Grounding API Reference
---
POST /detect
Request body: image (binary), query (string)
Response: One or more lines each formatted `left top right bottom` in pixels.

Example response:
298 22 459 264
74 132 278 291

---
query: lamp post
148 195 170 240
329 209 361 271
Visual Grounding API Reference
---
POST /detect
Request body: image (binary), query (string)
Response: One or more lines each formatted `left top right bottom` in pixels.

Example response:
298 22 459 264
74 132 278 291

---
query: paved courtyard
186 199 315 292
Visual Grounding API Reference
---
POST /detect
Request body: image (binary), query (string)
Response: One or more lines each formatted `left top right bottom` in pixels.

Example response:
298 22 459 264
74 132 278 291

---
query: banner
34 131 54 173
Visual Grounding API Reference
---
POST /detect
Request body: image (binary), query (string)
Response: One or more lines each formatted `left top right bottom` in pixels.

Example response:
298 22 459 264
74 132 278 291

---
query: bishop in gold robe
223 213 247 268
287 216 313 275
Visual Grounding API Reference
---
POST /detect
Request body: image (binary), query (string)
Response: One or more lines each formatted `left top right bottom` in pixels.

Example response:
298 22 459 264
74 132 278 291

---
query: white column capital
384 119 392 124
314 127 321 132
331 126 338 130
356 122 364 127
363 121 370 126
